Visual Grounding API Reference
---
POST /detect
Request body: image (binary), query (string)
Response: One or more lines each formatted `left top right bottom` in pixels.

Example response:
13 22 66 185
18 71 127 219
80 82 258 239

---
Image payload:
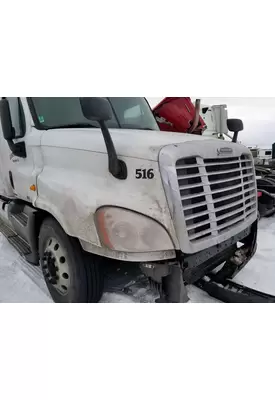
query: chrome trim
159 140 258 254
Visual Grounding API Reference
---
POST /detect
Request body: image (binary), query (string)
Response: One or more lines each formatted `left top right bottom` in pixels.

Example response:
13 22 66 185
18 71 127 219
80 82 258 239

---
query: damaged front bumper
182 220 258 285
140 220 258 303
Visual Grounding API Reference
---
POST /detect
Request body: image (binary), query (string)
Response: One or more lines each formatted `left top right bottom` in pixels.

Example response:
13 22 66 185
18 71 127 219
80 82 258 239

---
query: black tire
39 217 104 303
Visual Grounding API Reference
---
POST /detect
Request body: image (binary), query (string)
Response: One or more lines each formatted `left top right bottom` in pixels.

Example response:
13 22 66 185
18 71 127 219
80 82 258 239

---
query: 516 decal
135 169 155 180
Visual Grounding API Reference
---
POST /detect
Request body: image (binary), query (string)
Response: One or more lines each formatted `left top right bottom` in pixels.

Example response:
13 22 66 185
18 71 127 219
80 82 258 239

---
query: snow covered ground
0 216 274 303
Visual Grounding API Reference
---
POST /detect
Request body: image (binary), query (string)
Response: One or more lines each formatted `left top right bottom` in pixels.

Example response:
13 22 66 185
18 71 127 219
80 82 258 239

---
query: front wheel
39 217 104 303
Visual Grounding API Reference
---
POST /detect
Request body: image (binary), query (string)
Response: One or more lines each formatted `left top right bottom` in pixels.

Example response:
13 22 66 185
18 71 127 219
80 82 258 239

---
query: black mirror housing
227 118 244 143
0 98 16 141
80 97 113 122
0 98 26 158
227 118 244 133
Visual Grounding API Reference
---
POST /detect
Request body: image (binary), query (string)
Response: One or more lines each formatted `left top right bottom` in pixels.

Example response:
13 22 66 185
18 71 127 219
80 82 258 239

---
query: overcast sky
147 97 275 148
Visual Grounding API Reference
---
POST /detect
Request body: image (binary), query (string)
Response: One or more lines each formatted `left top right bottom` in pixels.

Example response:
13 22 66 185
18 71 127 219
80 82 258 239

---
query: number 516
135 169 155 180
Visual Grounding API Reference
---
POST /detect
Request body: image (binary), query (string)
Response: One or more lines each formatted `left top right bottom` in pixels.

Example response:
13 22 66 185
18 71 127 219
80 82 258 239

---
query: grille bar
179 181 206 190
179 174 254 193
187 197 255 233
181 183 255 201
181 190 255 210
185 210 210 221
214 192 255 211
211 181 253 195
188 204 256 241
184 193 256 221
177 166 253 178
208 173 254 186
176 159 250 169
182 200 208 211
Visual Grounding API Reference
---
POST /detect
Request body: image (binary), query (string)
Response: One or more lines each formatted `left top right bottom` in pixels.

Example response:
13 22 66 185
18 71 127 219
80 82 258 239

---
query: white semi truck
0 97 259 303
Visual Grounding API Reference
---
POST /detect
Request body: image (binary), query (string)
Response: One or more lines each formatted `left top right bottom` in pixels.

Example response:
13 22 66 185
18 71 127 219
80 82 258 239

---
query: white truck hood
44 127 222 162
112 129 220 161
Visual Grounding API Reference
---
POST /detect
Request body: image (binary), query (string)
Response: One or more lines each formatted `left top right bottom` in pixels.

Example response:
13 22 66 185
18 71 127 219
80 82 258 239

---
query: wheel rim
41 237 71 296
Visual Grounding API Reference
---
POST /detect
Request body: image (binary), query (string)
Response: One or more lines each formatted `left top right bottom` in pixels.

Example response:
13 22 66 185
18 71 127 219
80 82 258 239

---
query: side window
265 151 272 156
6 97 26 138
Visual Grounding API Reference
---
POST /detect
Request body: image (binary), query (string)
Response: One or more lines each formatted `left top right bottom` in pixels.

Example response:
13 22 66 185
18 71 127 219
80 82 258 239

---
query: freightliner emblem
217 147 233 156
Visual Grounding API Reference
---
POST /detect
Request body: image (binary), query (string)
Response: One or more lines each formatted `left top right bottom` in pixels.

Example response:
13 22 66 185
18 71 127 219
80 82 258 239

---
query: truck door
0 98 24 197
0 128 13 197
0 98 42 203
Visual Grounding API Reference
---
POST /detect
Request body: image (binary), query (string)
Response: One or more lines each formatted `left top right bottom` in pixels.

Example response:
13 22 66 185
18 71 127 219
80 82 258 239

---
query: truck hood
110 129 217 161
44 127 224 162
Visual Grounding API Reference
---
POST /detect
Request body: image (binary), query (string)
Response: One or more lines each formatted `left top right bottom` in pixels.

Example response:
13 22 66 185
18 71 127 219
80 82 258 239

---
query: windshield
29 97 159 131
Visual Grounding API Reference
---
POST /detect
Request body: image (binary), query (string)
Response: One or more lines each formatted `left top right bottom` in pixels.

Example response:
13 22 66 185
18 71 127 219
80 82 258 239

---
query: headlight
95 207 174 252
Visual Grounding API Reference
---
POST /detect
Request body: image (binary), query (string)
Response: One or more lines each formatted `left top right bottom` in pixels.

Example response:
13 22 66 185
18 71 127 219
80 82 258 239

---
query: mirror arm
6 140 27 158
79 97 127 180
232 131 239 143
99 121 127 180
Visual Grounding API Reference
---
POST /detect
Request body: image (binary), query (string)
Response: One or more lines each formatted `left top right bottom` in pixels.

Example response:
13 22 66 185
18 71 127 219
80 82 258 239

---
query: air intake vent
176 154 257 243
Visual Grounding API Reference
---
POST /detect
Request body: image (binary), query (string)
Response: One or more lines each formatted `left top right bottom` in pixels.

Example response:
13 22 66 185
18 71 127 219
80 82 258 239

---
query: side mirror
80 97 113 122
79 97 127 180
0 98 26 158
0 98 16 140
227 118 243 143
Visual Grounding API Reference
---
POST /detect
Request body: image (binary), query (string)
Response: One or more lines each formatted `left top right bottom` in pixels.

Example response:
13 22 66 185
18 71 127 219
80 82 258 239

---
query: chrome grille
176 154 257 243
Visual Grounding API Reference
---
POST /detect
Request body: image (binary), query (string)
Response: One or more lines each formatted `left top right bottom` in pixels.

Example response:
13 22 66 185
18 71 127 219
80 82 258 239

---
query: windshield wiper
48 123 98 130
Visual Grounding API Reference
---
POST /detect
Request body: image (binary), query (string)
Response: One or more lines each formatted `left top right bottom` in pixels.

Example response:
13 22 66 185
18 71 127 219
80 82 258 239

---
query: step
0 216 31 257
